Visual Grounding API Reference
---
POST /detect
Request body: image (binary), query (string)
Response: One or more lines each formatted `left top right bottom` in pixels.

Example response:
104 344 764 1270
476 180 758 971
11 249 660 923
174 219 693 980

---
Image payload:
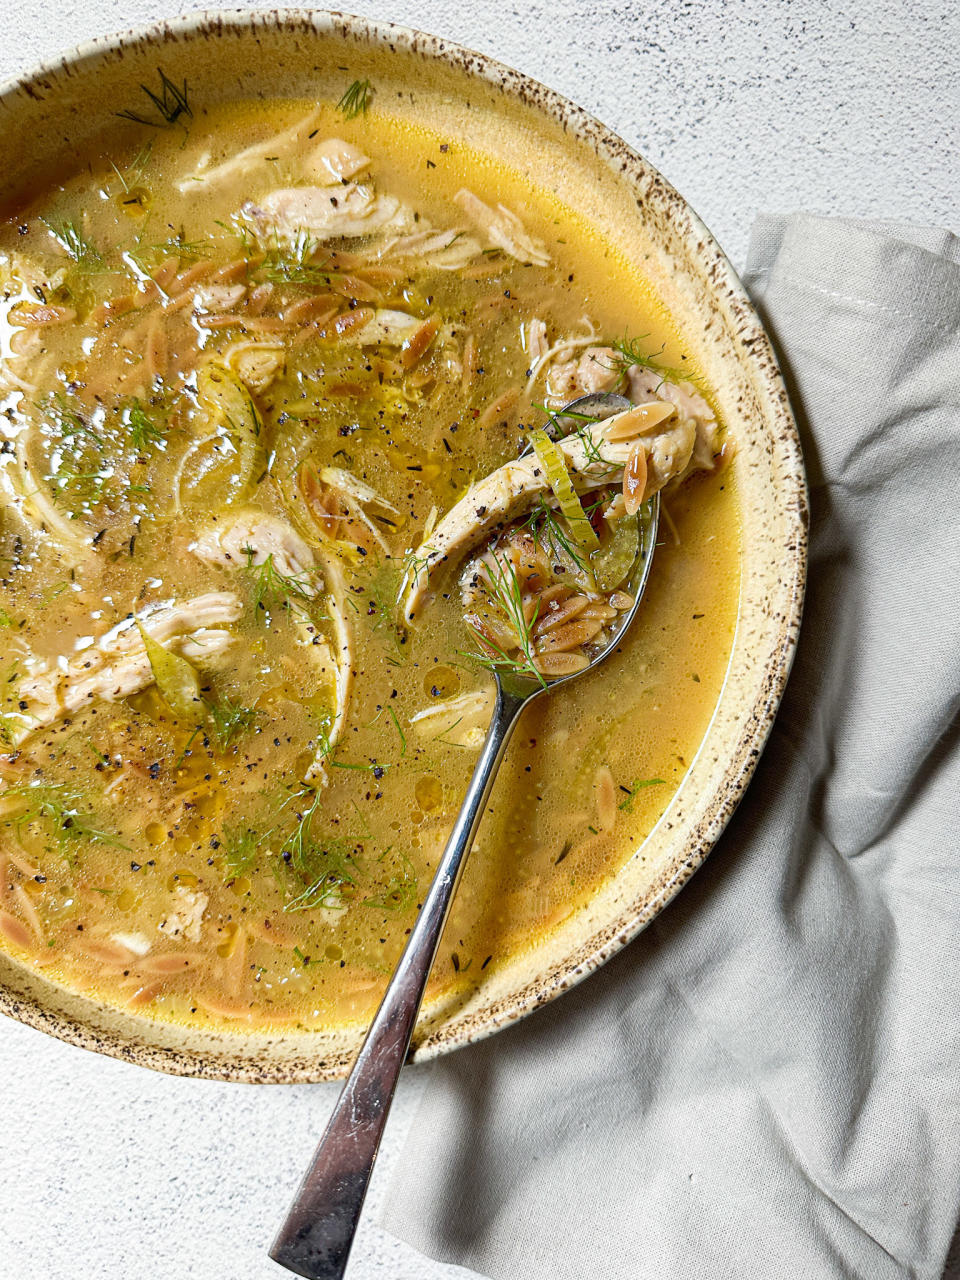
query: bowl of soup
0 11 806 1081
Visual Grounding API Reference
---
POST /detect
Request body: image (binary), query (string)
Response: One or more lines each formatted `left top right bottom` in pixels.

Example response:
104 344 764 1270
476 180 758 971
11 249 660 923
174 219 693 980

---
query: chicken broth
0 92 739 1030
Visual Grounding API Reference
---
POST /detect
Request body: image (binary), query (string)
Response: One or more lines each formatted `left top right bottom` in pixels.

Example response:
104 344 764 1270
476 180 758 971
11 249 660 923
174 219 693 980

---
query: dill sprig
207 697 259 753
40 217 102 269
2 781 128 853
279 787 360 911
0 712 22 747
531 401 617 478
128 140 154 182
50 465 108 507
607 335 697 389
41 392 104 448
117 69 192 128
572 425 619 478
462 550 546 688
387 706 406 757
363 849 417 913
35 392 112 509
336 78 373 120
256 232 343 288
523 496 587 572
244 550 316 618
366 559 407 659
122 397 167 453
130 228 211 270
221 822 259 878
109 141 154 193
314 726 389 775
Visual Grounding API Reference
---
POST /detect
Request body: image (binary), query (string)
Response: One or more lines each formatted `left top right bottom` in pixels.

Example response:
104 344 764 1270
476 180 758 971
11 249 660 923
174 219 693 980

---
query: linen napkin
378 213 960 1280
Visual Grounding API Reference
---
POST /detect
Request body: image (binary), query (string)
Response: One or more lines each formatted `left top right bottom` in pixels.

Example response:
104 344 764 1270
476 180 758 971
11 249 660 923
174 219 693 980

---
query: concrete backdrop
0 3 956 1278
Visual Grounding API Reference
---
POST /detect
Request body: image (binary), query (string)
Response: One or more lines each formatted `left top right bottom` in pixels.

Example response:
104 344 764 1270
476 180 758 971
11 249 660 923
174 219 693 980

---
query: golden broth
0 95 739 1031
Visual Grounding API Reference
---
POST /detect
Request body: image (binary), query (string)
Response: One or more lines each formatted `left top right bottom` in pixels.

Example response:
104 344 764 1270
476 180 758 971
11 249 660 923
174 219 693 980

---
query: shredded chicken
377 227 483 270
402 405 694 620
304 549 354 785
188 510 353 784
526 318 550 365
538 343 720 477
191 509 318 587
158 886 208 943
14 593 242 742
453 189 550 266
628 367 722 474
408 688 493 749
306 137 372 184
177 110 323 193
242 184 412 246
546 345 621 405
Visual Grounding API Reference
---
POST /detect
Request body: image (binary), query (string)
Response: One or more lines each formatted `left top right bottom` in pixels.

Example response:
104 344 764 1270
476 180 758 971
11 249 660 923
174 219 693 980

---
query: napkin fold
378 213 960 1280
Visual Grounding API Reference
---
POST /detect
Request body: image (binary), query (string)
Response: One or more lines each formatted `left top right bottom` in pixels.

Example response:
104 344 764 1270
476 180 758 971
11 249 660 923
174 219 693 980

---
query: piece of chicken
177 109 369 192
158 885 208 943
402 405 695 621
189 511 353 783
191 509 318 588
377 227 483 271
545 346 621 405
306 138 372 184
453 190 550 266
15 593 242 740
627 367 722 473
242 183 412 246
545 348 721 474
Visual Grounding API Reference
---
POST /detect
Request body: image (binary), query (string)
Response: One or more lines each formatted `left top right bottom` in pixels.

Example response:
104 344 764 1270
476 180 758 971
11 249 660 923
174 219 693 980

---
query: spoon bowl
500 391 661 699
270 393 661 1280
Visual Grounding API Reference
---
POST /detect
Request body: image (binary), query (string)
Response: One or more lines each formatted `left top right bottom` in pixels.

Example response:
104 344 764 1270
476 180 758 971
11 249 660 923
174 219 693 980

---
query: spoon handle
269 681 527 1280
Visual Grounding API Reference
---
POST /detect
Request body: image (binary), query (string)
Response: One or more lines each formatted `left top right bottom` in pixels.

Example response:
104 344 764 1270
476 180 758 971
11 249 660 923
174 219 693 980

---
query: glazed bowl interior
0 9 806 1082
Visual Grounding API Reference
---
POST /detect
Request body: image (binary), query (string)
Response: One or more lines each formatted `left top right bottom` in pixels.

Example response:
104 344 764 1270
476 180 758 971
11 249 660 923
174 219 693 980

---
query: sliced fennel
528 428 600 552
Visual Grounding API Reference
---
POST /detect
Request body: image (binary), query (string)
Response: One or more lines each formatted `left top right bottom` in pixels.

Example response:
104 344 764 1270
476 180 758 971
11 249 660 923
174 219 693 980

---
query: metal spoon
270 392 659 1280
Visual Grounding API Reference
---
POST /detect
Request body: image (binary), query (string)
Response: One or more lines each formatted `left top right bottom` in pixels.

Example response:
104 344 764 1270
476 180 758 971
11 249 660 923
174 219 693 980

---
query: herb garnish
336 78 373 120
314 727 389 775
117 69 192 129
244 550 316 618
462 550 546 688
523 495 588 572
607 335 697 390
122 397 167 453
617 777 666 812
2 781 128 854
40 217 102 268
257 231 344 288
279 788 360 911
207 697 260 753
362 849 417 912
221 823 259 878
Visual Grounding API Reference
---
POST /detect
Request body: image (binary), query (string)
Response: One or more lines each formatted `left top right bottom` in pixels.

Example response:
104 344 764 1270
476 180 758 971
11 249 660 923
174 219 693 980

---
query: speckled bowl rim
0 8 807 1082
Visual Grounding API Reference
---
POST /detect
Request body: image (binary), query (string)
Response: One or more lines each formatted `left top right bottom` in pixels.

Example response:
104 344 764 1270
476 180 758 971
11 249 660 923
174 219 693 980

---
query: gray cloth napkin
378 213 960 1280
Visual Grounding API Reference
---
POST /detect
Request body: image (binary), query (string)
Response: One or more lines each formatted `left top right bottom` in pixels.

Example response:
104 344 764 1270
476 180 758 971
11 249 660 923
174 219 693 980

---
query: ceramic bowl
0 8 807 1081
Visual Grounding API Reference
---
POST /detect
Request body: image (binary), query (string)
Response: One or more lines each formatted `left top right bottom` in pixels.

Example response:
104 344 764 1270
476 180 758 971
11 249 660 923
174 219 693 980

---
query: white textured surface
0 3 956 1279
